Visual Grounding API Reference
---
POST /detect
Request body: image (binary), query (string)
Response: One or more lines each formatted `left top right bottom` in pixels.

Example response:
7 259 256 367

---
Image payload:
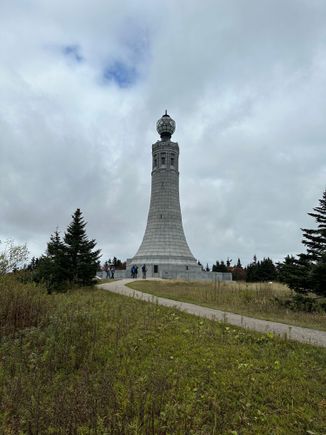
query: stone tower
130 111 200 278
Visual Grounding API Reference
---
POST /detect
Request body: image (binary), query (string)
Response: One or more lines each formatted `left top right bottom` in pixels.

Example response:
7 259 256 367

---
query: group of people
103 263 115 279
131 264 147 279
103 262 148 279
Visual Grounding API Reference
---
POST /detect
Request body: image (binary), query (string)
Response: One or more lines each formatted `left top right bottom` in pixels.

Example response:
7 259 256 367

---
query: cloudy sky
1 0 325 267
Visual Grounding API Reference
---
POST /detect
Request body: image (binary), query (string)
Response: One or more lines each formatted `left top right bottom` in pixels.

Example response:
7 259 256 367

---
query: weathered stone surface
129 112 231 281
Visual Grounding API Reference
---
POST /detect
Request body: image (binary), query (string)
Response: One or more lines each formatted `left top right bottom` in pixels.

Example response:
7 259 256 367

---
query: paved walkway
98 279 326 348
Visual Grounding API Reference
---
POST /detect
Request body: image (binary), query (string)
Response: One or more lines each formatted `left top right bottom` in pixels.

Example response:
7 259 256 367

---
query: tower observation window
153 155 158 168
171 154 175 167
161 153 166 165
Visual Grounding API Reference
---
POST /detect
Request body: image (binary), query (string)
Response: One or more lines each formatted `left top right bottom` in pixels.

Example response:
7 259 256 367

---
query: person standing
104 261 109 278
142 264 147 279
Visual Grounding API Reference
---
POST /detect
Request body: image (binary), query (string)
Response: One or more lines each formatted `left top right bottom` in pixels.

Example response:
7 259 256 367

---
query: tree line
208 256 278 283
209 188 326 297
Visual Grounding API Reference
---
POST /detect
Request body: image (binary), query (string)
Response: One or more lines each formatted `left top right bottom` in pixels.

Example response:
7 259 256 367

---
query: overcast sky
1 0 325 267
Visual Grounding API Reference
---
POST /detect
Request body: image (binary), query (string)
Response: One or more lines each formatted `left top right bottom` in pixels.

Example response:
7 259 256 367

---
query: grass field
127 280 326 332
0 275 325 434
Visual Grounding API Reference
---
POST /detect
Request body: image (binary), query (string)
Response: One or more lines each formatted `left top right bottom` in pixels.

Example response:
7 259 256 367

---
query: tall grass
128 280 326 330
0 277 325 433
0 275 49 336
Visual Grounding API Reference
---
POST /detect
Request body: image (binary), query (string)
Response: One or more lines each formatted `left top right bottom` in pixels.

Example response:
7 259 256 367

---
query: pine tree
212 260 228 273
246 261 258 282
64 208 101 285
258 258 277 282
246 257 277 282
37 230 69 292
301 189 326 261
280 189 326 296
277 254 313 293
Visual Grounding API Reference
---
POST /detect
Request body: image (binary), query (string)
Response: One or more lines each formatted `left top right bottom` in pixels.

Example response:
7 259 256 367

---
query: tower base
127 259 201 279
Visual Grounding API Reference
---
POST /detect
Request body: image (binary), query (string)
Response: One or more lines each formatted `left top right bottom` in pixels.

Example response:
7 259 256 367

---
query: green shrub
276 293 326 313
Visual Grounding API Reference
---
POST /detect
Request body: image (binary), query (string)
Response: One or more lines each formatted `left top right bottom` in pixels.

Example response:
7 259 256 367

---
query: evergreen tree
301 189 326 261
280 189 326 296
277 254 313 293
246 261 259 282
212 260 228 273
311 253 326 295
64 209 101 285
246 257 277 282
259 258 277 281
37 230 69 292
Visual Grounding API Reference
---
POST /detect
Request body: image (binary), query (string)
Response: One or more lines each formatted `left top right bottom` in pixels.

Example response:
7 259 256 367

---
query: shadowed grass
127 280 326 331
0 275 50 336
0 276 325 433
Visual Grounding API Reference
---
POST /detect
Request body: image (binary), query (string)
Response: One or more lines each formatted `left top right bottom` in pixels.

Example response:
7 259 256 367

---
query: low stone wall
165 271 232 282
97 270 127 280
97 269 232 282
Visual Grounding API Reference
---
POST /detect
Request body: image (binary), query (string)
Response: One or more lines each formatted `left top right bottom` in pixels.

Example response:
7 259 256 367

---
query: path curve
98 279 326 348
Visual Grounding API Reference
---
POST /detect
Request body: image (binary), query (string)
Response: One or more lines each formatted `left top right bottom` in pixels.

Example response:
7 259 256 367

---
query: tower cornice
152 141 179 153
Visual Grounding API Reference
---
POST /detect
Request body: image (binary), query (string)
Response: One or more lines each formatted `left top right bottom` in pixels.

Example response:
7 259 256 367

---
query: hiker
131 265 135 278
104 262 109 278
142 264 147 279
110 266 115 279
135 265 138 278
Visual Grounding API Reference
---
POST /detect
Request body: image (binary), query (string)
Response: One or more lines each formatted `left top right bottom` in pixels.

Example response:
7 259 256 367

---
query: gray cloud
0 0 325 267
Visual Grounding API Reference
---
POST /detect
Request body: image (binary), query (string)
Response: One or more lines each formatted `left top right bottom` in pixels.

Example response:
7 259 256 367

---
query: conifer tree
246 257 277 282
280 188 326 296
301 189 326 261
64 208 101 285
301 189 326 296
38 230 69 292
277 254 313 293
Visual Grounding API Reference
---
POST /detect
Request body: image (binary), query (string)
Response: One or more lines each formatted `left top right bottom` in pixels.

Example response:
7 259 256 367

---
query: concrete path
98 279 326 348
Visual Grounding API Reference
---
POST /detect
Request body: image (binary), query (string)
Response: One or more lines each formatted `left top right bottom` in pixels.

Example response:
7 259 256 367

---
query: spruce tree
280 189 326 296
301 189 326 261
38 230 69 292
246 257 277 282
277 254 313 293
301 189 326 296
64 208 101 285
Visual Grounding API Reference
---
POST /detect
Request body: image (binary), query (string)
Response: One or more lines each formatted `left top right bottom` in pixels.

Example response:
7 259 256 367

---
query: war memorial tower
129 111 201 278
